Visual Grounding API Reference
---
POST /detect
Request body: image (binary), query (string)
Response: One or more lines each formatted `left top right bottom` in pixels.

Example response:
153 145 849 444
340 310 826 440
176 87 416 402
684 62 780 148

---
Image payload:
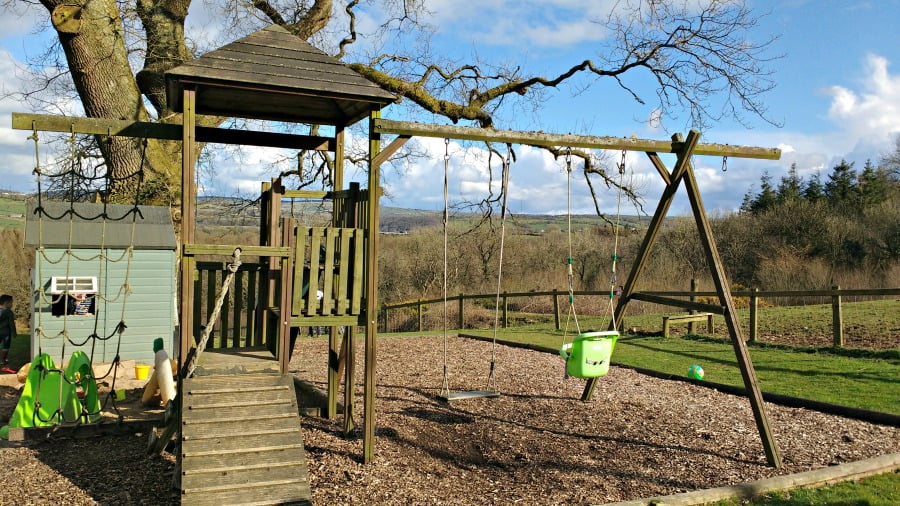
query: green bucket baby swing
558 148 628 379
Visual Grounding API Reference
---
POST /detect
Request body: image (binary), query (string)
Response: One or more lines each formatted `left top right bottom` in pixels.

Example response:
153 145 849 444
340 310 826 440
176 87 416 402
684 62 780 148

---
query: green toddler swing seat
559 331 618 378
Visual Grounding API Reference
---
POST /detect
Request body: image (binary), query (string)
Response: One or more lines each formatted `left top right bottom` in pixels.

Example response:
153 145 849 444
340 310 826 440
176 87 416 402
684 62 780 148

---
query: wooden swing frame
370 119 784 469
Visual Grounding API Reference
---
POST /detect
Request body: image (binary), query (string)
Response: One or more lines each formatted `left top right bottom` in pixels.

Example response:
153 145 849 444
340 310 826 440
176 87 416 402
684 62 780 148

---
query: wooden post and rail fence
380 284 899 348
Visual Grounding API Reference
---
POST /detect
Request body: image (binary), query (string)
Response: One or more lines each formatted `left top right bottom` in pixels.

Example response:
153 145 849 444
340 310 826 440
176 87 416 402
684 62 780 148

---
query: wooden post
327 329 340 420
328 125 346 419
256 181 271 347
363 110 382 463
278 219 295 374
343 326 356 435
416 300 423 332
261 180 282 351
502 292 508 328
688 278 698 334
749 287 759 343
832 285 844 348
553 291 561 331
457 293 464 330
178 86 197 369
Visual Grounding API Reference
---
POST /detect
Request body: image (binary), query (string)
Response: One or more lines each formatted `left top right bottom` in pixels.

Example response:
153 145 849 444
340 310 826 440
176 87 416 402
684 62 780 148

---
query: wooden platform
180 372 311 505
192 346 280 376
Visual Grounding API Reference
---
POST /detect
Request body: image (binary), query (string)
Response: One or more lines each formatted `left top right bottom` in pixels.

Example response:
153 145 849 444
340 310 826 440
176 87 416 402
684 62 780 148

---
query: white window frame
50 276 98 294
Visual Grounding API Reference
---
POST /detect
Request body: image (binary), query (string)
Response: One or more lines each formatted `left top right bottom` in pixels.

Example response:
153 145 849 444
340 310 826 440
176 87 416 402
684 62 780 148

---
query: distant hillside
2 193 649 234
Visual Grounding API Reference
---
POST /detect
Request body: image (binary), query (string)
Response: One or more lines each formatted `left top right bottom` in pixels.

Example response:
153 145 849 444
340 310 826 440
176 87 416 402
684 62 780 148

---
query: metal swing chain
721 155 728 172
487 144 512 391
440 138 451 398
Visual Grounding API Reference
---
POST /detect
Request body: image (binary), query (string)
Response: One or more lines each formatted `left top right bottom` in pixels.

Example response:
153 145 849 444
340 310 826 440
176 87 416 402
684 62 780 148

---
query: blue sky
1 1 898 216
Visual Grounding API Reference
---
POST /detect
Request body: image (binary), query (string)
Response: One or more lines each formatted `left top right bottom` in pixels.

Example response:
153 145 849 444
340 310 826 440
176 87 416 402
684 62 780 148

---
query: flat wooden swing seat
438 390 500 402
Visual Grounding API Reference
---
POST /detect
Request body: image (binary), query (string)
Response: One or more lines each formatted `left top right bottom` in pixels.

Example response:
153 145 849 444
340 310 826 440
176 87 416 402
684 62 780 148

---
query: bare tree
6 0 778 204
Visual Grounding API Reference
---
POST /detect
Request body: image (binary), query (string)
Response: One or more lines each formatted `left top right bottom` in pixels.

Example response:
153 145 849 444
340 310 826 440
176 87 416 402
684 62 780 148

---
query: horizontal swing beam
12 113 336 151
373 119 781 160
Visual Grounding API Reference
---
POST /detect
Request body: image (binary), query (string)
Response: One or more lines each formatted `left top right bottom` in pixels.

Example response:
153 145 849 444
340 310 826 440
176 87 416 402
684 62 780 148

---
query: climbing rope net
26 128 147 425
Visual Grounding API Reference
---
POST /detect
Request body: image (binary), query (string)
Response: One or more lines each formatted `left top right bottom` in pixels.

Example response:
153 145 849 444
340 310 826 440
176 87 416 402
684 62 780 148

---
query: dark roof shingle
166 25 395 125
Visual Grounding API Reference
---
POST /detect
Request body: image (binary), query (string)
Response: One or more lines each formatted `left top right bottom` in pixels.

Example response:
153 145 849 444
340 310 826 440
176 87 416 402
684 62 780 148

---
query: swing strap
487 144 513 391
440 138 451 397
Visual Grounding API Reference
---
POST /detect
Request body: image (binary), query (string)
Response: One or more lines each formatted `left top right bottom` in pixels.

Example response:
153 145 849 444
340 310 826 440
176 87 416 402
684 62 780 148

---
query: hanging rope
561 148 582 351
487 144 513 391
440 138 451 398
185 248 243 378
607 149 628 332
29 129 146 424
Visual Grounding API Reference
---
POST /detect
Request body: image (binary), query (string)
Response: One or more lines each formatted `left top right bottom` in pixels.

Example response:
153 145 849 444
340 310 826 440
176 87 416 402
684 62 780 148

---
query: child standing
0 294 16 366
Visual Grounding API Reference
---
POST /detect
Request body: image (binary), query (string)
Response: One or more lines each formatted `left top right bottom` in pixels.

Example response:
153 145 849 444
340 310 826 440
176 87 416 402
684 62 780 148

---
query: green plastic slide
0 352 102 439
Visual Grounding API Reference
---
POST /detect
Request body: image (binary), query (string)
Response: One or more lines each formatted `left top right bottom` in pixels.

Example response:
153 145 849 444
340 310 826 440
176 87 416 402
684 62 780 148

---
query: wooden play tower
166 25 394 504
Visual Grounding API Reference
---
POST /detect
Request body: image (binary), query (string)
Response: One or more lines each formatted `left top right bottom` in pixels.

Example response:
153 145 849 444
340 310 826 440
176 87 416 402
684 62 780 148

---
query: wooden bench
662 312 714 337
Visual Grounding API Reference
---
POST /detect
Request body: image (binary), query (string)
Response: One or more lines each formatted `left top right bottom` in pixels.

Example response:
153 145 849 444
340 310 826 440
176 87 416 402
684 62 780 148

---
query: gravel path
0 335 896 505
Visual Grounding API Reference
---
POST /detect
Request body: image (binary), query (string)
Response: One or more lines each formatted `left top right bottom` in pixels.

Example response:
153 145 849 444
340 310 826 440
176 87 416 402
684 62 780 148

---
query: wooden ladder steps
183 460 308 476
183 443 305 458
183 478 308 495
183 427 300 441
186 398 292 410
188 385 290 395
180 373 311 506
183 412 296 425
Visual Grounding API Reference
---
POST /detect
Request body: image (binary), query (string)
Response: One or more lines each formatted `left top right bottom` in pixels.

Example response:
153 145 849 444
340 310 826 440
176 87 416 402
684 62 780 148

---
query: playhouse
24 201 177 365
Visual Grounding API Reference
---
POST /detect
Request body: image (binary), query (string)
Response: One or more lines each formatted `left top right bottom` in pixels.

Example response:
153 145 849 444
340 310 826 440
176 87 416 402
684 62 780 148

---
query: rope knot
227 248 243 273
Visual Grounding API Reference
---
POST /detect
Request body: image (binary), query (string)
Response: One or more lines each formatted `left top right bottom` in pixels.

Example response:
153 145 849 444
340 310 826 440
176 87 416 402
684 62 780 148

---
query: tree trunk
41 0 186 204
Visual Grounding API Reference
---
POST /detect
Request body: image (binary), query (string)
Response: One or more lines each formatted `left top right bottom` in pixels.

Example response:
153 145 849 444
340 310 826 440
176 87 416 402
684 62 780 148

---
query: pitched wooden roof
166 25 395 125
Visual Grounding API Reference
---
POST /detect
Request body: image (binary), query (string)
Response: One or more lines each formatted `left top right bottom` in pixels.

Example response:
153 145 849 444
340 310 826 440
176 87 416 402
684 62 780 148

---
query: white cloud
824 54 900 145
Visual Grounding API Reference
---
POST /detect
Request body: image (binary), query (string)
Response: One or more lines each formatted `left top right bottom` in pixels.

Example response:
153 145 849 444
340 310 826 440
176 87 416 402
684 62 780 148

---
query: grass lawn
451 299 899 414
457 326 899 414
712 471 899 505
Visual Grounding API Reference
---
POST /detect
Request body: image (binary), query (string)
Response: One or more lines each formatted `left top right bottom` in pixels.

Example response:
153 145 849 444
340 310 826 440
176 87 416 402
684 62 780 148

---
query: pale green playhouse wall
30 249 176 366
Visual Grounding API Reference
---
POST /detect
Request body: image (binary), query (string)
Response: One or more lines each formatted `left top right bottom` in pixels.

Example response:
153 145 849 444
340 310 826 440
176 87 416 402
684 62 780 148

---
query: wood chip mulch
294 336 899 505
0 335 896 505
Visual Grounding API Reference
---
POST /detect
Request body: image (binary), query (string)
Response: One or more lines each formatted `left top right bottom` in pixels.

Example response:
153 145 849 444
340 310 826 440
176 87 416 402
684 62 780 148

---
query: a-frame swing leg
582 131 783 469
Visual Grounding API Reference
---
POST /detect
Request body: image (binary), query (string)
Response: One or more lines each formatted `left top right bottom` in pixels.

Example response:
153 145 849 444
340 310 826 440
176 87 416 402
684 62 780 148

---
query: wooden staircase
180 373 311 505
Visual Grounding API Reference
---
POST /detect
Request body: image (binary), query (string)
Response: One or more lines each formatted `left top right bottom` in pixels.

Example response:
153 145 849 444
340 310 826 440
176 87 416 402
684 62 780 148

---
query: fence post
457 293 464 330
832 285 844 348
553 291 561 331
416 299 422 332
749 287 759 343
688 278 698 334
502 292 508 328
